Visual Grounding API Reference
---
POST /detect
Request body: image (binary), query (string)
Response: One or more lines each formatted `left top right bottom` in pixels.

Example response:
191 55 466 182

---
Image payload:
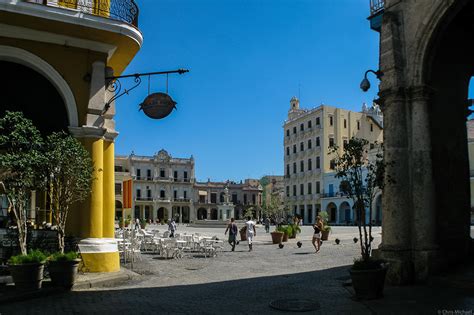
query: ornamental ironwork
42 0 139 27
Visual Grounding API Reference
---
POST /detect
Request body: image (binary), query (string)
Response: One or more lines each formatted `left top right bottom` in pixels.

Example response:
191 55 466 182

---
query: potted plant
48 251 81 289
140 219 147 230
270 228 284 244
239 226 247 241
330 138 391 300
278 225 289 242
289 223 301 239
8 249 47 291
0 112 44 256
319 211 331 241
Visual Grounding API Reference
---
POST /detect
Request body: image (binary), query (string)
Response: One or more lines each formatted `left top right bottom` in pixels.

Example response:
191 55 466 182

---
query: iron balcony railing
370 0 384 16
38 0 139 27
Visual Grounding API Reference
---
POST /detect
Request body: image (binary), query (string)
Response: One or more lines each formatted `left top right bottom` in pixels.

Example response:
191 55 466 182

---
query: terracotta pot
270 231 283 244
321 229 330 241
48 259 81 289
350 266 387 300
240 230 247 241
9 263 44 291
282 233 289 242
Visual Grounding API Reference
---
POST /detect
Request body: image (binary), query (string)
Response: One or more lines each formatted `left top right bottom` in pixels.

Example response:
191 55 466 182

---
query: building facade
0 0 142 272
283 97 383 225
115 149 195 223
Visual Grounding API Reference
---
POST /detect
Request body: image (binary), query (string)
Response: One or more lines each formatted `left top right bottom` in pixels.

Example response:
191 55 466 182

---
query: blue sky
114 0 384 181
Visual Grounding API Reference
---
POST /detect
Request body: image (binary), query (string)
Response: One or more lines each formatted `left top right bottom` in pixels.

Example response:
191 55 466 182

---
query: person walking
225 218 238 251
264 217 270 233
312 215 323 253
245 216 256 252
168 218 177 238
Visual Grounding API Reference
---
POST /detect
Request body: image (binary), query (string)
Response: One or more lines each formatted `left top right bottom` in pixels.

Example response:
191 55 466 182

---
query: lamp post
360 69 383 92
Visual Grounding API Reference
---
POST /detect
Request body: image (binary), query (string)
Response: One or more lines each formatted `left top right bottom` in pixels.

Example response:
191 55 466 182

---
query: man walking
245 216 256 252
225 218 238 251
168 217 177 237
264 217 270 233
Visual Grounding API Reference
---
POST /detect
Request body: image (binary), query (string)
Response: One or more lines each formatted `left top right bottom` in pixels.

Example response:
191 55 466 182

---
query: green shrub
8 249 47 265
49 251 79 262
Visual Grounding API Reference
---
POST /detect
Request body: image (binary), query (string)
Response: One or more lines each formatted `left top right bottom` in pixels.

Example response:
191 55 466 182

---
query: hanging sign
139 92 177 119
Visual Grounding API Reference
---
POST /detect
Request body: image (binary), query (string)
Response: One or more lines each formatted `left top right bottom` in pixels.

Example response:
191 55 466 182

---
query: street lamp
360 69 383 92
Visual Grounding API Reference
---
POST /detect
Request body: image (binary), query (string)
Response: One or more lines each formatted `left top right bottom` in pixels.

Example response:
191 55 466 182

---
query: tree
330 138 388 262
42 132 93 253
0 111 44 255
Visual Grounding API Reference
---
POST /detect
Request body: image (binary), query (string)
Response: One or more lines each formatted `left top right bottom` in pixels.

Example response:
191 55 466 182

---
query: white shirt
245 220 255 235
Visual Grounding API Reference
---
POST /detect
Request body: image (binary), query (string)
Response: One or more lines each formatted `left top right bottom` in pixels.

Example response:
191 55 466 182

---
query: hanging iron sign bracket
102 68 189 116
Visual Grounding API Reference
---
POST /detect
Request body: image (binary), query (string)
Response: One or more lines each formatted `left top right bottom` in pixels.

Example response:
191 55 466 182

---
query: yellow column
103 141 115 238
87 138 104 238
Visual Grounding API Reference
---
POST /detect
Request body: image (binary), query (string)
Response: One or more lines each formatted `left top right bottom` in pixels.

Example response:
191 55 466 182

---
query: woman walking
312 215 323 253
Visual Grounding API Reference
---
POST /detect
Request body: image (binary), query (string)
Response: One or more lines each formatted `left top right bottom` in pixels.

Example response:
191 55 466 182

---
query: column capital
69 126 106 139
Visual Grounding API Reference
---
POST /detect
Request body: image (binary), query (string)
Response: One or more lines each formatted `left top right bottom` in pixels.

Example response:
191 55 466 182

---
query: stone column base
372 248 414 285
78 238 120 272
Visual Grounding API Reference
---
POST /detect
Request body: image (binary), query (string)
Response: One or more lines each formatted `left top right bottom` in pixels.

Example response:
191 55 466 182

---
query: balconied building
283 97 383 225
0 0 142 272
194 179 263 221
115 149 195 223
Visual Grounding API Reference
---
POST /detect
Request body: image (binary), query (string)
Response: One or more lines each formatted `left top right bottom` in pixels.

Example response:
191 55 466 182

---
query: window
293 185 297 196
316 137 320 147
293 126 297 134
184 171 188 179
300 123 304 131
300 184 304 195
329 116 333 126
173 190 177 199
344 119 347 128
115 183 122 195
286 186 290 197
286 164 290 176
300 160 304 172
232 194 238 203
160 190 165 198
286 147 290 156
308 182 312 194
160 168 165 178
243 194 248 204
184 190 187 199
293 145 297 154
330 159 336 170
371 124 374 132
343 139 348 148
147 189 152 199
300 142 304 151
293 163 297 174
329 137 335 147
308 159 312 170
316 181 320 194
136 189 141 198
286 129 290 137
316 156 320 168
357 121 360 130
211 193 217 203
173 170 178 179
316 117 320 125
252 194 256 204
147 169 151 180
308 120 312 128
136 169 141 179
308 139 312 149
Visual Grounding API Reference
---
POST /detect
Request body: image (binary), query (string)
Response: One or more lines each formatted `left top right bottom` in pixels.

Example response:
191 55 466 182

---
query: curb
73 268 139 290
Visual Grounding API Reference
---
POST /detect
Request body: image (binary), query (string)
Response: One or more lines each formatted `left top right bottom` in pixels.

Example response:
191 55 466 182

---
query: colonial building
0 0 142 272
283 97 383 225
115 150 195 223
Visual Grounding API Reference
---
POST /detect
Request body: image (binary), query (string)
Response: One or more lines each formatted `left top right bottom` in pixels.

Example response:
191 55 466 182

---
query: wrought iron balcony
368 0 384 32
37 0 139 27
369 0 384 15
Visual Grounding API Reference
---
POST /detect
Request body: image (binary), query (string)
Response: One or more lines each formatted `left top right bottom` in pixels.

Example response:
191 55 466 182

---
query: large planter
321 229 330 241
282 233 289 242
270 231 283 244
9 263 44 291
350 267 387 300
48 259 81 289
240 230 247 241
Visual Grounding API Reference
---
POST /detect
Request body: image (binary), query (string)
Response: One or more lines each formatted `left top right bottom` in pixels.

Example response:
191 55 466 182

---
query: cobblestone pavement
0 226 472 314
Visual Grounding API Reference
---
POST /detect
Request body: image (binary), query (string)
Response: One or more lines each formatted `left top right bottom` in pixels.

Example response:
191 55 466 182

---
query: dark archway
0 61 69 135
197 208 207 220
115 200 123 220
425 0 474 263
182 206 190 223
210 208 218 220
157 207 166 220
326 203 337 223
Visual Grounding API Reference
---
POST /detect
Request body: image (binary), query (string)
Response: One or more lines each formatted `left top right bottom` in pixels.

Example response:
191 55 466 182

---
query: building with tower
283 97 383 225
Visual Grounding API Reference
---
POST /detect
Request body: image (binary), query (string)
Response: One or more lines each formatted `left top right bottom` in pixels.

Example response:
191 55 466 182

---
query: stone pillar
87 137 104 238
410 87 439 281
376 89 414 284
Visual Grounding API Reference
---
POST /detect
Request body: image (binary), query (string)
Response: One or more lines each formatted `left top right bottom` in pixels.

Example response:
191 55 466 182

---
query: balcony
30 0 139 27
173 198 191 203
368 0 384 32
135 196 153 202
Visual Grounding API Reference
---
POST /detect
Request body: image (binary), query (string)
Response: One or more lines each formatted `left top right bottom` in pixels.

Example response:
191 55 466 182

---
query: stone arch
325 202 337 223
339 201 351 225
0 45 78 127
157 207 167 221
